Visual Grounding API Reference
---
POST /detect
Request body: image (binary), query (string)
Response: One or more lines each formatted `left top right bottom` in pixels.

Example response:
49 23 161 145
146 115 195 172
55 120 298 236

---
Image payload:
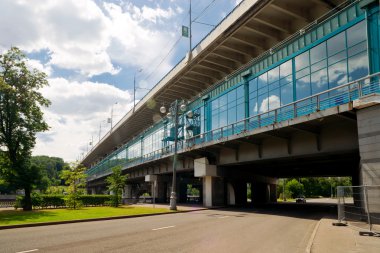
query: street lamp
133 69 143 113
160 100 187 210
108 102 118 130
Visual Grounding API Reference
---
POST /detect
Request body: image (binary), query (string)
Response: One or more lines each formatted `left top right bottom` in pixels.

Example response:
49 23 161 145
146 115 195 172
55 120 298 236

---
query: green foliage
60 163 87 209
106 166 127 207
45 185 68 195
1 206 170 226
286 179 304 198
14 194 112 209
277 177 352 199
0 47 50 210
31 156 67 189
79 195 112 206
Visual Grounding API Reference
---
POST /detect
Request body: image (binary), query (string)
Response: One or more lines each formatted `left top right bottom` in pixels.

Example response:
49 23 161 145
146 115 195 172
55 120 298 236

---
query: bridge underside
87 100 380 207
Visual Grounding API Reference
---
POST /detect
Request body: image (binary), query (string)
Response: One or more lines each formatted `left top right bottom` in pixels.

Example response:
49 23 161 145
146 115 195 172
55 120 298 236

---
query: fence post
337 186 345 224
363 186 372 232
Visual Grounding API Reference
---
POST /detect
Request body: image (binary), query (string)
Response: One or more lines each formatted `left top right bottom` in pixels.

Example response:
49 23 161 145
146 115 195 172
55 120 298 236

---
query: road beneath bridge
1 204 336 253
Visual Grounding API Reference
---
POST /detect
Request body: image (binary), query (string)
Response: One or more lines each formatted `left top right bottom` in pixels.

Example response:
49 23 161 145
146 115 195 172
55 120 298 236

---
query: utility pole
133 69 143 113
189 0 192 57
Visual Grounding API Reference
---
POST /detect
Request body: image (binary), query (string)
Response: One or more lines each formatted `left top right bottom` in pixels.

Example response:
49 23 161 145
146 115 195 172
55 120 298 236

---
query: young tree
286 179 305 198
61 163 87 209
0 47 50 210
106 166 127 207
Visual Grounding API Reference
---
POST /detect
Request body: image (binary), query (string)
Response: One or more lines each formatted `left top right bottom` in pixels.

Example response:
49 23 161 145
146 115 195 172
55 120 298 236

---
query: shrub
79 195 112 206
14 194 112 209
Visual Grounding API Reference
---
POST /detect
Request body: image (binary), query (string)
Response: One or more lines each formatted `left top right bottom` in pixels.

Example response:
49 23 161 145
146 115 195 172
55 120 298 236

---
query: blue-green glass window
249 78 258 116
346 21 368 81
279 60 293 105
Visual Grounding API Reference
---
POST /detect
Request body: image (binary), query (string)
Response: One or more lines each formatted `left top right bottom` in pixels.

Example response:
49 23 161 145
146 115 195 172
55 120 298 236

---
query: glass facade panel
295 51 310 71
296 75 311 100
310 42 326 64
329 61 348 88
281 82 293 105
327 32 346 56
348 51 369 81
311 68 328 95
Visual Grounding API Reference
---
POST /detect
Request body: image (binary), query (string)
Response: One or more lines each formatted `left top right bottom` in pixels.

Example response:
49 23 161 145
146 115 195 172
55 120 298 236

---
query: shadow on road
201 202 337 220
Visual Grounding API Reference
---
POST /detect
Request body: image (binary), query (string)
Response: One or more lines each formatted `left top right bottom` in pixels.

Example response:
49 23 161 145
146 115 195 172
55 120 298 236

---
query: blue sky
0 0 241 161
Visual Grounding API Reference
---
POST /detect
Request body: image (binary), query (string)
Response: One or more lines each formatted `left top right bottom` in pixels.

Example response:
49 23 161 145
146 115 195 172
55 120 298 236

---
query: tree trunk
23 187 32 211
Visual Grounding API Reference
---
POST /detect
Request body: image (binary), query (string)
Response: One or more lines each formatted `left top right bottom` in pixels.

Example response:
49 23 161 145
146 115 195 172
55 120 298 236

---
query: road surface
0 205 335 253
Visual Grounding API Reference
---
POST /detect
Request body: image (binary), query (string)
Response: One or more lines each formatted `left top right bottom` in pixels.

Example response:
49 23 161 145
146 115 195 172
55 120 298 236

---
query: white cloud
33 78 133 161
259 95 280 113
26 59 52 76
0 0 182 79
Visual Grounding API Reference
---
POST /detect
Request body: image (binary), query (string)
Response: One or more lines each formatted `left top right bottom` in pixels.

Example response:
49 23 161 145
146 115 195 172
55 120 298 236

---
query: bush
14 194 112 209
14 195 24 210
79 195 112 206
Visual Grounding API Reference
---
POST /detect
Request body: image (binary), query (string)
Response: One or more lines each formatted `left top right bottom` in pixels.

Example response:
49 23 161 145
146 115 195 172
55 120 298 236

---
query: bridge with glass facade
82 0 380 207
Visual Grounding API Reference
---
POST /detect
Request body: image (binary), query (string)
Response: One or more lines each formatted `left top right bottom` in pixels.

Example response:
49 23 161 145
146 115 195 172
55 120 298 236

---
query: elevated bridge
83 0 380 207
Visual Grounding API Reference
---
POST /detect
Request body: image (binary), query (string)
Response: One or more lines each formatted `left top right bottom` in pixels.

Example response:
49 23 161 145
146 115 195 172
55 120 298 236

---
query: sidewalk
311 218 380 253
132 203 207 211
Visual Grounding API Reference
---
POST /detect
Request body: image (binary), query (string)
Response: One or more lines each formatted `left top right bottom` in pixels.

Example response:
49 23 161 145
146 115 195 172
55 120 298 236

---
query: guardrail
87 72 380 179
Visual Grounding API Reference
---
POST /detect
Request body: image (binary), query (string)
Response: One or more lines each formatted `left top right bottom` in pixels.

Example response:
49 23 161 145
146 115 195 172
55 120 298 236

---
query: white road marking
16 249 39 253
152 225 176 231
218 216 230 219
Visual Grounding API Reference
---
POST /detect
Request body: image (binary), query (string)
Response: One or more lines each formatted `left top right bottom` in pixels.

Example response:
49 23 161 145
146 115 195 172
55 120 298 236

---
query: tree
0 47 50 210
106 166 127 207
61 163 87 209
31 155 67 189
286 179 304 198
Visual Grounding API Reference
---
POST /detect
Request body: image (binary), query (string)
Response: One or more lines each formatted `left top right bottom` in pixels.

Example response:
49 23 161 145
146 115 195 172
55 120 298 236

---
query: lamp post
160 100 187 210
108 102 118 130
133 69 143 113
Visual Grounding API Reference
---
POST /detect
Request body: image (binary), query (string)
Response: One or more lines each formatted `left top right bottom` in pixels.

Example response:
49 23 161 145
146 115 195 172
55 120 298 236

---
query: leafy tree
286 179 304 198
106 166 127 207
31 155 67 188
0 47 50 210
61 163 87 209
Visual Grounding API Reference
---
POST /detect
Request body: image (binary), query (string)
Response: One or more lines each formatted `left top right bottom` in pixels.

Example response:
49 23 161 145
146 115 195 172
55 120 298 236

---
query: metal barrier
335 185 380 236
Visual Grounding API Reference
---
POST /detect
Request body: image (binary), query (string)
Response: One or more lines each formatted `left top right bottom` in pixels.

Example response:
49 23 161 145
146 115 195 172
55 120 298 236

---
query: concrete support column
201 176 224 207
231 181 247 206
203 176 213 207
357 104 380 186
269 184 277 202
124 185 133 198
252 182 269 204
195 157 224 207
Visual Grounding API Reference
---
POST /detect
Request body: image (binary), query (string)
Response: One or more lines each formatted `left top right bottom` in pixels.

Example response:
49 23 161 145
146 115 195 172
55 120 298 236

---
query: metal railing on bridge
87 73 380 180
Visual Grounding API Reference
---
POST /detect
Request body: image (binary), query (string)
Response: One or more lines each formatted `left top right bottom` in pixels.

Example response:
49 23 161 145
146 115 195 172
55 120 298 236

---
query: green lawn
0 206 172 226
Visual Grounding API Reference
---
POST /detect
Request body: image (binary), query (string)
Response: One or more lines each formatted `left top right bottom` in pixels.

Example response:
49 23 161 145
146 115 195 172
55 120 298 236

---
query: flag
182 25 189 38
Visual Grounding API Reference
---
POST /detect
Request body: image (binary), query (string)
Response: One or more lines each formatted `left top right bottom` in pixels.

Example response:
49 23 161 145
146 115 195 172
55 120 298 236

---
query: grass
0 206 172 226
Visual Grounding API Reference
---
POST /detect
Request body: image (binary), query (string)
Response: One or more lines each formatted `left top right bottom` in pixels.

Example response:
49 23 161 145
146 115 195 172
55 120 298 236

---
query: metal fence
335 185 380 236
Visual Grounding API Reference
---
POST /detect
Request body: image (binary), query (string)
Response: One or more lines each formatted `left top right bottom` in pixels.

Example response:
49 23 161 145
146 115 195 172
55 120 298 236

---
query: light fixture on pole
133 69 143 113
160 99 187 211
109 102 118 130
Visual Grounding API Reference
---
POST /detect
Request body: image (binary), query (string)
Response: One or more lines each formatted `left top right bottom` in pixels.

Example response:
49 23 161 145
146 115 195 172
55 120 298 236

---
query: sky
0 0 242 162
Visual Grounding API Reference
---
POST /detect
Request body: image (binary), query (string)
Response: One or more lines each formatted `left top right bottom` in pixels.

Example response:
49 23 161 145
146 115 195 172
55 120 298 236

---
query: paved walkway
311 218 380 253
132 203 207 211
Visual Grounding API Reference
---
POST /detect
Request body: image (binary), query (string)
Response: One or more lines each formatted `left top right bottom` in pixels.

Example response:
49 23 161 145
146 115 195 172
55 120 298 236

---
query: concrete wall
357 104 380 185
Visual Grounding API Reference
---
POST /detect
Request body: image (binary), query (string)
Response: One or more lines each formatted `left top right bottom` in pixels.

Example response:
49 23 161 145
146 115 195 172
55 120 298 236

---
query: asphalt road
0 204 335 253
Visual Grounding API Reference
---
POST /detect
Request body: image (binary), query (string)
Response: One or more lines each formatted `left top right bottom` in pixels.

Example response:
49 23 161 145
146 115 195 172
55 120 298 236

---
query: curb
305 218 322 253
0 207 213 230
